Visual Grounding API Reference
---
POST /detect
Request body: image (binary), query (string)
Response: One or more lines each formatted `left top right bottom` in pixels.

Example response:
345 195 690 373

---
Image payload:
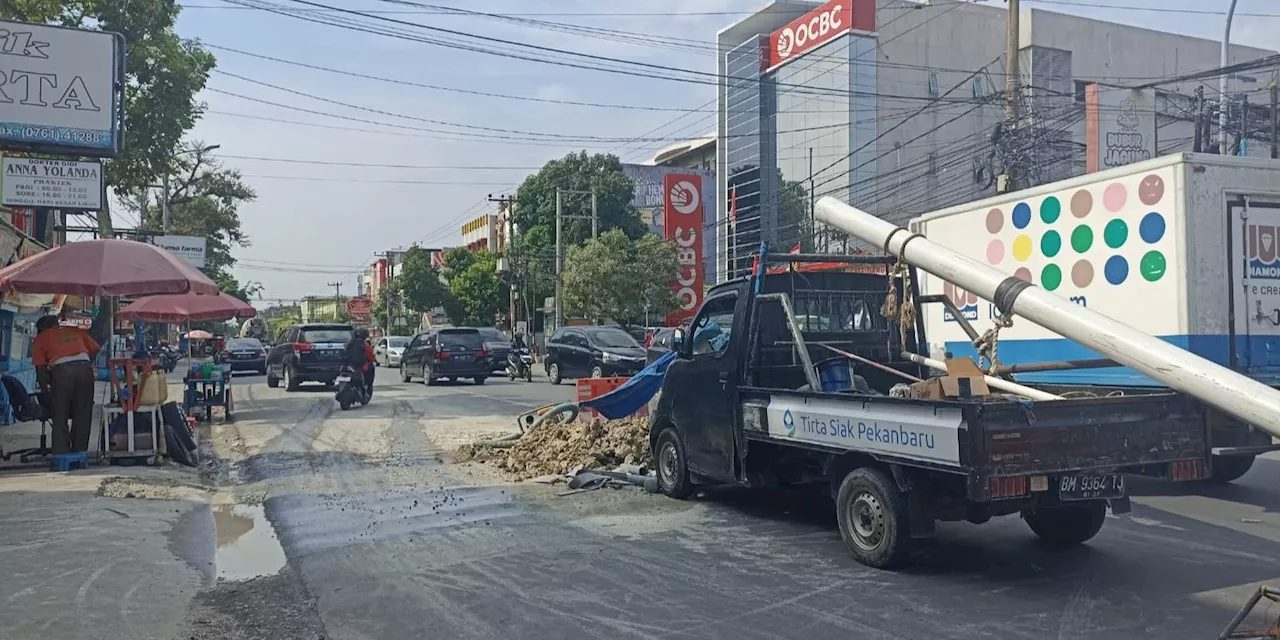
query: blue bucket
814 357 854 393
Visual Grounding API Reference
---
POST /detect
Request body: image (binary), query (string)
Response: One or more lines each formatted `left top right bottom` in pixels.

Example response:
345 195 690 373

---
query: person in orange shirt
33 315 100 454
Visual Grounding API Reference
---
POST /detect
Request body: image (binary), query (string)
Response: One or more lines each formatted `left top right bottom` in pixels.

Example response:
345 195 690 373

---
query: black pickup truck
649 254 1211 569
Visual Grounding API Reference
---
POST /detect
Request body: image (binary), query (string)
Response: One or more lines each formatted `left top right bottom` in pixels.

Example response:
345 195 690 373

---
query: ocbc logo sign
776 4 844 62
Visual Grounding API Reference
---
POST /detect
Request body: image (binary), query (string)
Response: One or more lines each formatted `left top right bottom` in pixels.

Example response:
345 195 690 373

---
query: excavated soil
455 415 651 479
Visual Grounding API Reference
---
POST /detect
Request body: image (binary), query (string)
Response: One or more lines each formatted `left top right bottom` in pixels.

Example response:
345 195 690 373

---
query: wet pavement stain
265 485 525 556
213 503 288 582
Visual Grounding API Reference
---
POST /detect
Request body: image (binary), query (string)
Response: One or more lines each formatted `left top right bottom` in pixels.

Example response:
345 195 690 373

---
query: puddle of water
213 503 288 582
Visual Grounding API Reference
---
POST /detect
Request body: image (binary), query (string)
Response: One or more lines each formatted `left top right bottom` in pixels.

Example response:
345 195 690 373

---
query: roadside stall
118 291 256 424
0 239 219 469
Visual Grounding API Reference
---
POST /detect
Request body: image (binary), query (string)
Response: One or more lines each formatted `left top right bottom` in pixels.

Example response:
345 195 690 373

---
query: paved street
189 371 1280 639
5 369 1280 640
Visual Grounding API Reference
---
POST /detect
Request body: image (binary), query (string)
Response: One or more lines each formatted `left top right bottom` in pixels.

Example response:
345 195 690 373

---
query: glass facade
722 32 879 280
724 37 774 280
773 34 877 253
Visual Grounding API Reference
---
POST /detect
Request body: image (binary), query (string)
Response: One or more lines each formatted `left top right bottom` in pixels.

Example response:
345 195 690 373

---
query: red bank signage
764 0 875 71
662 173 705 326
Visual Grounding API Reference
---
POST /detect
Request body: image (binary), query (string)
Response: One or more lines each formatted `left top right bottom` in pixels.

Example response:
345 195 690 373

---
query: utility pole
1271 82 1278 159
1194 86 1206 153
328 281 342 321
553 187 601 331
1240 93 1250 156
488 193 518 333
1001 0 1021 193
1220 0 1240 155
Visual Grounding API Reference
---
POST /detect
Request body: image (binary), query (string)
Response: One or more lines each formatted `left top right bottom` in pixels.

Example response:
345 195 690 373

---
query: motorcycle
151 346 180 373
507 348 534 382
334 364 368 410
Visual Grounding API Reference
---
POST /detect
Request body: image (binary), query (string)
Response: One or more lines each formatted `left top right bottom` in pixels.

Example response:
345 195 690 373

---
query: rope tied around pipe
881 250 916 351
974 313 1015 371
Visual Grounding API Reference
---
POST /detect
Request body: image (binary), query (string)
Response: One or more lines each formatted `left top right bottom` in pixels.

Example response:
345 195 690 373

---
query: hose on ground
468 402 581 448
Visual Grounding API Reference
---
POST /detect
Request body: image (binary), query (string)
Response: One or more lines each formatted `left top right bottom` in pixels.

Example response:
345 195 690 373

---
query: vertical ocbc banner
662 173 705 326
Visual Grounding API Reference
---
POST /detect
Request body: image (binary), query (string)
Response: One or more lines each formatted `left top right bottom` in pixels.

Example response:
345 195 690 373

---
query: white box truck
910 152 1280 482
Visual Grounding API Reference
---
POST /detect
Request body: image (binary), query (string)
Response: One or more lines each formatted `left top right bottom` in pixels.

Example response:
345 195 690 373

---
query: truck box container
911 152 1280 387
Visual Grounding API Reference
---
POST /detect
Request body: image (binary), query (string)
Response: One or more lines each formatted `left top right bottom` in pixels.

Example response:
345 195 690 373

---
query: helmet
354 327 369 340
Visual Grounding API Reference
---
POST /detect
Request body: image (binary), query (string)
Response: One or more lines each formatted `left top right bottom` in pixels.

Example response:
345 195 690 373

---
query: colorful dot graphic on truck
981 172 1171 289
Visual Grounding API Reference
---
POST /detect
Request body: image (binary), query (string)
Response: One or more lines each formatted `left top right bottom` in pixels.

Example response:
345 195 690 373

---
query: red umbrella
118 291 256 324
0 239 220 297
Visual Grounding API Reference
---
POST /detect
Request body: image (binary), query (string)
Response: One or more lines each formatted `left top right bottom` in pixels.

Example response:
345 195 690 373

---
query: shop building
716 0 1276 282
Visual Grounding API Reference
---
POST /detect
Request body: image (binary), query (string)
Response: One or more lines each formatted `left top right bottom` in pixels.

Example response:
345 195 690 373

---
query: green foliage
562 229 678 327
514 151 646 252
446 250 501 327
214 273 262 302
395 246 451 315
0 0 216 194
371 285 417 333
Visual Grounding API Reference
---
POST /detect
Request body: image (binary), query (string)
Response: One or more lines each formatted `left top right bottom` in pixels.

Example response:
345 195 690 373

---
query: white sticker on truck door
765 396 965 467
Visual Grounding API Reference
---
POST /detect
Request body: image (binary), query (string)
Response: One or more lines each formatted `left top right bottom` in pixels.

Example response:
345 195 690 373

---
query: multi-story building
299 296 346 323
716 0 1277 281
650 133 717 171
461 214 497 252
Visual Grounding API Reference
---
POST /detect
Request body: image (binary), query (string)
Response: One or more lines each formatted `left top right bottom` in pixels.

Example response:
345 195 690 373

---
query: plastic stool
51 452 88 472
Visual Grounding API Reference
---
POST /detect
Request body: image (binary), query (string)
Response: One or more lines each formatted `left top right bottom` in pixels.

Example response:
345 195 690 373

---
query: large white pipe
899 352 1061 401
816 196 1280 439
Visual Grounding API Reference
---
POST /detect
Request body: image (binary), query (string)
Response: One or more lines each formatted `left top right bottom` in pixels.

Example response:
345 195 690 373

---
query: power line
214 154 541 170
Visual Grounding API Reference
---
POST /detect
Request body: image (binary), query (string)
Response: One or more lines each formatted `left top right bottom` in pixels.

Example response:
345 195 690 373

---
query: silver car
374 336 410 367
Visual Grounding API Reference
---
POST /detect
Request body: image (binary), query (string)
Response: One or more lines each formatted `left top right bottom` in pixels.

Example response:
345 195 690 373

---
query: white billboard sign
0 22 125 156
154 236 207 269
1 156 101 209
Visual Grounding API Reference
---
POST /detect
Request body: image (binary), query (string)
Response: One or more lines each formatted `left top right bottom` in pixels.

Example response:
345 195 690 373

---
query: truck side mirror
672 328 686 351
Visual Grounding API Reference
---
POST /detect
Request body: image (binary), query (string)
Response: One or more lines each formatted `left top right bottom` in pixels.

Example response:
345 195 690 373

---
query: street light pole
1220 0 1240 155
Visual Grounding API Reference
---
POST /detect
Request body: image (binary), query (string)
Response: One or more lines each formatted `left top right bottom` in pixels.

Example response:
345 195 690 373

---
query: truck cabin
737 258 929 395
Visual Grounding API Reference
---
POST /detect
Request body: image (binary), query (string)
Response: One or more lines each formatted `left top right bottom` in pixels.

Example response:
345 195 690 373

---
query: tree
447 250 502 327
396 246 453 315
371 285 417 333
562 230 678 327
514 151 647 251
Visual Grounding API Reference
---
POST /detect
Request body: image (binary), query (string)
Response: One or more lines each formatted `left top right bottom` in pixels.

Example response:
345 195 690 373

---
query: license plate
235 353 253 359
335 376 351 383
1059 474 1125 501
455 354 473 361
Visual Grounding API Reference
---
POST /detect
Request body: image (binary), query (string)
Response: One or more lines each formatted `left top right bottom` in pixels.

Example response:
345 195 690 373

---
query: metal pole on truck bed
815 196 1280 440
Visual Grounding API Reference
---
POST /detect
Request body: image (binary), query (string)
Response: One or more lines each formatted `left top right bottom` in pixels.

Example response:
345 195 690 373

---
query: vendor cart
183 363 235 423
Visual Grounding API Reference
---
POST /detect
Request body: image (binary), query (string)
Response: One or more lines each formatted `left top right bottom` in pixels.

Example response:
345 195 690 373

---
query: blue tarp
579 351 676 420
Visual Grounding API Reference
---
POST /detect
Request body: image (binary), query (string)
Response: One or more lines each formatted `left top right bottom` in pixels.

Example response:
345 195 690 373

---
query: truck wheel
655 427 693 499
1207 455 1255 484
835 468 912 569
1023 502 1107 549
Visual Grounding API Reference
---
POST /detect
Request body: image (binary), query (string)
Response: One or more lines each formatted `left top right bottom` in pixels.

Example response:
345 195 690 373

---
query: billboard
621 164 717 323
1085 84 1156 174
663 173 706 325
0 22 126 156
763 0 875 71
153 235 207 269
1 156 102 209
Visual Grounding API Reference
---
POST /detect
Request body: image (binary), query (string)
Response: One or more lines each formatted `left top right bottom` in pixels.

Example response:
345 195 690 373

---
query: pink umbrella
0 239 219 297
118 291 256 324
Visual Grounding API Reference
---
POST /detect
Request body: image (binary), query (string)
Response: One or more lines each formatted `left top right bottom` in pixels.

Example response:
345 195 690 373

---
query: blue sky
161 0 1277 302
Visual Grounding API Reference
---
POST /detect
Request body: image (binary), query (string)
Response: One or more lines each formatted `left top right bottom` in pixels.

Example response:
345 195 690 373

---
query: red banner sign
347 297 372 318
663 173 705 326
763 0 875 71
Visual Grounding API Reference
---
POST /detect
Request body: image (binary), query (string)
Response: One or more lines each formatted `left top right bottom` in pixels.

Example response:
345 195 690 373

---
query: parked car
400 328 490 385
266 323 354 391
645 327 677 364
477 327 512 373
374 335 409 368
218 337 268 374
544 326 645 384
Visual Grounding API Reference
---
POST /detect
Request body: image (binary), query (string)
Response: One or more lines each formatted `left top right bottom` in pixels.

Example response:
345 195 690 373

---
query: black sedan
477 327 512 373
218 337 268 374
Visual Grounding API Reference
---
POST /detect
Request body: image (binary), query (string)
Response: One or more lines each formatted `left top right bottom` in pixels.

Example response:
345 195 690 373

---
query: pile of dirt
456 415 651 480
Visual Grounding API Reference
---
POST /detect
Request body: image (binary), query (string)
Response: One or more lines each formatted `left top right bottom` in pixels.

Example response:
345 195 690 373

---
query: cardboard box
909 357 991 400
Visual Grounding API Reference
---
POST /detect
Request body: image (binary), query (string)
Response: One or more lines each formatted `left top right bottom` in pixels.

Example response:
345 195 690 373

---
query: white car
374 336 409 367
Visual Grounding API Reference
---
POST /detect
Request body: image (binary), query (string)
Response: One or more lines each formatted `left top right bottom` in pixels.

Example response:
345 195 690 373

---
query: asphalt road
186 369 1280 640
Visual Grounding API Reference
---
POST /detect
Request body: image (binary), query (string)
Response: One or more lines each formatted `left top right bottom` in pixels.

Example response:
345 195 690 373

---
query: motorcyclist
508 331 529 376
344 328 376 400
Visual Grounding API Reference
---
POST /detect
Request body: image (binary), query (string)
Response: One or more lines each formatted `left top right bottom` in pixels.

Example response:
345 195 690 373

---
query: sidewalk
0 378 213 639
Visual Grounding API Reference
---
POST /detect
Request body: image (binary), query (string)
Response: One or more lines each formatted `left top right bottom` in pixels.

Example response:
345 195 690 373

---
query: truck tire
834 468 912 569
1207 455 1255 484
655 427 693 499
1023 502 1107 549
